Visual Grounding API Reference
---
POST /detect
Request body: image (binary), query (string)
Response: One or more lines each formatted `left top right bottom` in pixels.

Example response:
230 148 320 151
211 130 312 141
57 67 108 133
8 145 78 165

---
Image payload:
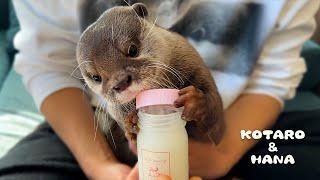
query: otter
76 3 224 164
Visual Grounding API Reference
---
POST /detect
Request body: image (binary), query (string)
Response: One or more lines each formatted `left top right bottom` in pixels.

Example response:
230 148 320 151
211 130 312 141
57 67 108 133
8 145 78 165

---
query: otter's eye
128 44 139 57
91 75 102 83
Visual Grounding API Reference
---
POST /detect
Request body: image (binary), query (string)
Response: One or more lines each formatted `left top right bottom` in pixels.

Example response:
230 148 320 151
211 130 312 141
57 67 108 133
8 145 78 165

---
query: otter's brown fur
77 3 224 165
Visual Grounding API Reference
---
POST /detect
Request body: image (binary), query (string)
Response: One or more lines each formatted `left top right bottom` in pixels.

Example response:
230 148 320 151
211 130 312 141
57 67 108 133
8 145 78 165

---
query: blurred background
0 1 319 157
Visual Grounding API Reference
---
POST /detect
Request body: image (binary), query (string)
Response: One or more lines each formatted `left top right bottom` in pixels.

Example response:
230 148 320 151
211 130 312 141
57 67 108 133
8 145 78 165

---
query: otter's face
77 3 163 104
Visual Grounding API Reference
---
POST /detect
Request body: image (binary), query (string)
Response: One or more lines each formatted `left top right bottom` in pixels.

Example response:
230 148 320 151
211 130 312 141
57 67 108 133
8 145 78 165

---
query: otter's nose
113 75 132 92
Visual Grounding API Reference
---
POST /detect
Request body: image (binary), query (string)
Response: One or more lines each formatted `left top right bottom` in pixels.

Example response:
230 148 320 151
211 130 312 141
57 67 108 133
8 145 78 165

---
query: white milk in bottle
136 89 189 180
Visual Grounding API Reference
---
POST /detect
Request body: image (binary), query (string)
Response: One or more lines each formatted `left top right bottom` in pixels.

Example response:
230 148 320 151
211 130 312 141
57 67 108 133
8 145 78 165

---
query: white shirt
12 0 319 110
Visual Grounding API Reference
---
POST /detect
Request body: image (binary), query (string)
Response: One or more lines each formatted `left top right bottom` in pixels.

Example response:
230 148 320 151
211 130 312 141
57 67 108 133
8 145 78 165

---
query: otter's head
77 3 171 104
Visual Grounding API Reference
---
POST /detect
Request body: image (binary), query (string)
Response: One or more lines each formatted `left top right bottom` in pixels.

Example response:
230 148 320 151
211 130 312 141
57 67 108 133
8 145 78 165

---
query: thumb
126 164 139 180
157 174 172 180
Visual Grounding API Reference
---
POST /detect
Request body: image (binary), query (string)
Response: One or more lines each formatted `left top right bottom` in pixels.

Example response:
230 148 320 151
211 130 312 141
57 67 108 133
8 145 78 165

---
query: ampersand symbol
268 142 278 152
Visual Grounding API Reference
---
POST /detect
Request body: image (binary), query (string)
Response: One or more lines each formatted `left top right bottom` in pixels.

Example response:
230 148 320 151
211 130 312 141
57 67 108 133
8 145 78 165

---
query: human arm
189 93 281 178
188 0 319 178
41 88 131 179
12 0 130 179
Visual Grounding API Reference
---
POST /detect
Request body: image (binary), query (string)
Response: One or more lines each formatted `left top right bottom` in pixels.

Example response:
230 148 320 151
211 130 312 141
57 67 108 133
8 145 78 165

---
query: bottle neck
138 105 185 130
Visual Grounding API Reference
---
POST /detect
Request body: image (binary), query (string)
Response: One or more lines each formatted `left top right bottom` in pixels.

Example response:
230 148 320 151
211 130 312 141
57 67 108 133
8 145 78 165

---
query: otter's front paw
174 86 208 122
124 111 139 143
174 86 224 143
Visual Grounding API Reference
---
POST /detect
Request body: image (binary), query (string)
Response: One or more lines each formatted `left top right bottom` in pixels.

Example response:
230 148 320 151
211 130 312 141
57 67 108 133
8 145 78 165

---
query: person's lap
0 123 87 180
0 110 320 180
231 110 320 180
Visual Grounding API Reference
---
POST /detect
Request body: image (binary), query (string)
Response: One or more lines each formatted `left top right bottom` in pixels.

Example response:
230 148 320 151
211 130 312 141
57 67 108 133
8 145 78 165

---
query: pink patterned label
141 149 170 180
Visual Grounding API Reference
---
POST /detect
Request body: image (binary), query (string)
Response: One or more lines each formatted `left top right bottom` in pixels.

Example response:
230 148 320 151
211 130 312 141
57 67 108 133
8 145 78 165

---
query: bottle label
141 149 170 179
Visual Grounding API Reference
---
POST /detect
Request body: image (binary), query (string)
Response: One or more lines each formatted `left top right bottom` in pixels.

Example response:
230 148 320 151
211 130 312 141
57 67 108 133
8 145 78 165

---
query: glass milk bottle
136 89 189 180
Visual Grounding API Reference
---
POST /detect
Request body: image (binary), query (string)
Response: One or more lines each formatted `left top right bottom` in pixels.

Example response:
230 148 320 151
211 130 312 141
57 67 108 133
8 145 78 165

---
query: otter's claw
124 111 139 142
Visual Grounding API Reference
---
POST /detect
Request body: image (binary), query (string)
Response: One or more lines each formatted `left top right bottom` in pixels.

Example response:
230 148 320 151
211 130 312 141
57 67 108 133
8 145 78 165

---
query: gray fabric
0 123 87 180
0 68 44 158
232 110 320 179
0 110 320 179
0 0 9 30
0 31 10 89
284 91 320 112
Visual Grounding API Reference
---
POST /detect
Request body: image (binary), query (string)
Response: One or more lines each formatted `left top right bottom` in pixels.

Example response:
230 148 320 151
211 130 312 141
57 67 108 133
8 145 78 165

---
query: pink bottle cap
136 89 179 109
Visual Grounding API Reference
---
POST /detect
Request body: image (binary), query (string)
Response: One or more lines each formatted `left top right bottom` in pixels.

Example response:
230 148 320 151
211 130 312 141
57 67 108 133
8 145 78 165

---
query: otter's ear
132 3 148 18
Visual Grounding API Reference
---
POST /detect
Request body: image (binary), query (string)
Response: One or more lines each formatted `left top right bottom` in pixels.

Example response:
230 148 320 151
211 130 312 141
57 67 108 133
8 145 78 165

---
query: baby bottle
136 89 189 180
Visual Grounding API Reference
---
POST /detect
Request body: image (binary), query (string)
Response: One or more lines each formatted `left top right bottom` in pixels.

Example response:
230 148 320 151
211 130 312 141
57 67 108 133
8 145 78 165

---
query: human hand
156 175 202 180
88 162 132 180
127 139 231 179
126 164 202 180
188 139 231 179
126 140 228 179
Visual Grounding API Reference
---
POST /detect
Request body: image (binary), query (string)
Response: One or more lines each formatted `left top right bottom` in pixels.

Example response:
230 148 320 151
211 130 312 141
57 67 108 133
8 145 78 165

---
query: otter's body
77 3 224 164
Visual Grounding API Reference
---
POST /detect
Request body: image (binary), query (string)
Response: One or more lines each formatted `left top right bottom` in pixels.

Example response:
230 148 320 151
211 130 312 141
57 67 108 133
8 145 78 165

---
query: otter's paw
174 86 224 143
124 110 139 143
174 86 209 122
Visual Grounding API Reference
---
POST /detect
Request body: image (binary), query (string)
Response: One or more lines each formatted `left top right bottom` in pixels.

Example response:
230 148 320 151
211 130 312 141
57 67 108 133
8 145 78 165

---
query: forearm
40 88 117 177
218 94 282 172
188 94 281 178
